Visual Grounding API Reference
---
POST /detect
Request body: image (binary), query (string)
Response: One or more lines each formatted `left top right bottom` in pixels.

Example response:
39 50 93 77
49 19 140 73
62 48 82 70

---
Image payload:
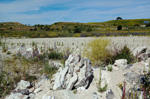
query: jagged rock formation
133 46 150 61
53 52 93 90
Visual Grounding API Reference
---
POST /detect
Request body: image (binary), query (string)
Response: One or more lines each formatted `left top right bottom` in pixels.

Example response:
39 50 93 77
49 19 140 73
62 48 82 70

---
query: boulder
53 52 93 90
133 46 150 61
42 94 55 99
133 46 147 57
67 72 78 90
124 72 137 84
92 92 99 99
5 93 28 99
114 59 127 67
53 66 68 90
15 80 31 91
106 89 114 99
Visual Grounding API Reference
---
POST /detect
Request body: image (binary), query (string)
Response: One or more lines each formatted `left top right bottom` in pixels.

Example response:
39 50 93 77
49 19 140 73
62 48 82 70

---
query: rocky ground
1 36 150 52
4 46 150 99
1 36 150 99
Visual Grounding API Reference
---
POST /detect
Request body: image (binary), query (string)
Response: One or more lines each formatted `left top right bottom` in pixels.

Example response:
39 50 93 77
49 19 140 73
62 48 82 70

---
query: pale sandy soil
27 61 147 99
2 36 150 99
1 36 150 53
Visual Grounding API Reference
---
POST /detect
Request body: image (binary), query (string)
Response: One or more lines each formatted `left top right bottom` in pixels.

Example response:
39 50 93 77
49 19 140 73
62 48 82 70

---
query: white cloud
0 0 150 24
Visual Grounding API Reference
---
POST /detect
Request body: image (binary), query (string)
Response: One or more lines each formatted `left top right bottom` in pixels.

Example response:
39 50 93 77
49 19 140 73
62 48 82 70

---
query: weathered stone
34 88 42 93
53 73 62 90
53 66 68 90
133 46 147 57
77 87 86 91
67 72 78 90
53 52 93 90
114 59 127 67
106 89 114 99
42 94 55 99
133 46 150 61
92 92 99 99
20 89 30 95
15 80 31 91
6 93 28 99
124 72 137 84
29 93 36 99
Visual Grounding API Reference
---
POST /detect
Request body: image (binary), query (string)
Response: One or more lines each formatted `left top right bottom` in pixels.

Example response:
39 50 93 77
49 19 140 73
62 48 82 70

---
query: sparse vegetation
97 66 107 92
107 65 113 71
6 51 11 55
109 45 135 64
1 19 150 38
83 38 110 66
48 51 62 59
2 42 7 52
73 89 77 94
44 59 57 79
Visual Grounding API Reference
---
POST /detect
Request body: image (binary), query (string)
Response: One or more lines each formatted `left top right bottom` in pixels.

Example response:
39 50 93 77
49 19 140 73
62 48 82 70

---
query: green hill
0 19 150 38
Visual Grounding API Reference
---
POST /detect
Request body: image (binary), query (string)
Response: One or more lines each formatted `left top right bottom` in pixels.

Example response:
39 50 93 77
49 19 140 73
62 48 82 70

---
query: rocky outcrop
114 59 127 67
133 46 150 61
53 52 93 90
15 80 31 91
6 80 31 99
106 89 114 99
6 77 55 99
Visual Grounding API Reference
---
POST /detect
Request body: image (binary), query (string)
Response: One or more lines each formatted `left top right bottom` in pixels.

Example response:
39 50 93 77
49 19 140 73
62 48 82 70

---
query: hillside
0 19 150 38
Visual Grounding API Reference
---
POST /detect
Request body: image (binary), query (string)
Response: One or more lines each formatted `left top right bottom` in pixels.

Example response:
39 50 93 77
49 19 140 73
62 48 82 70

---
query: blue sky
0 0 150 25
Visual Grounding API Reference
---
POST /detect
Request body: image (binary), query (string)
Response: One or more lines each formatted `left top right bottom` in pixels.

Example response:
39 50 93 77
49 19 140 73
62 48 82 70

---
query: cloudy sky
0 0 150 25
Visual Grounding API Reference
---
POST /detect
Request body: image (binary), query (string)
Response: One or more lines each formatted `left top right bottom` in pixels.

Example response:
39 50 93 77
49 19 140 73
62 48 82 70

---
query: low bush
2 42 7 52
7 51 11 55
83 38 110 66
44 59 57 79
109 45 135 64
48 51 62 59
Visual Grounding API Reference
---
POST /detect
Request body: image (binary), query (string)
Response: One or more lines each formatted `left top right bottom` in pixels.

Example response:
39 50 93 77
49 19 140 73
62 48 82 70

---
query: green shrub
73 89 77 94
73 26 81 33
32 41 35 47
0 71 14 98
49 48 54 52
32 56 39 62
48 51 62 59
97 66 107 93
0 38 2 46
110 45 135 64
2 42 7 52
86 27 92 32
97 84 108 92
83 38 110 66
107 65 112 71
7 51 11 55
